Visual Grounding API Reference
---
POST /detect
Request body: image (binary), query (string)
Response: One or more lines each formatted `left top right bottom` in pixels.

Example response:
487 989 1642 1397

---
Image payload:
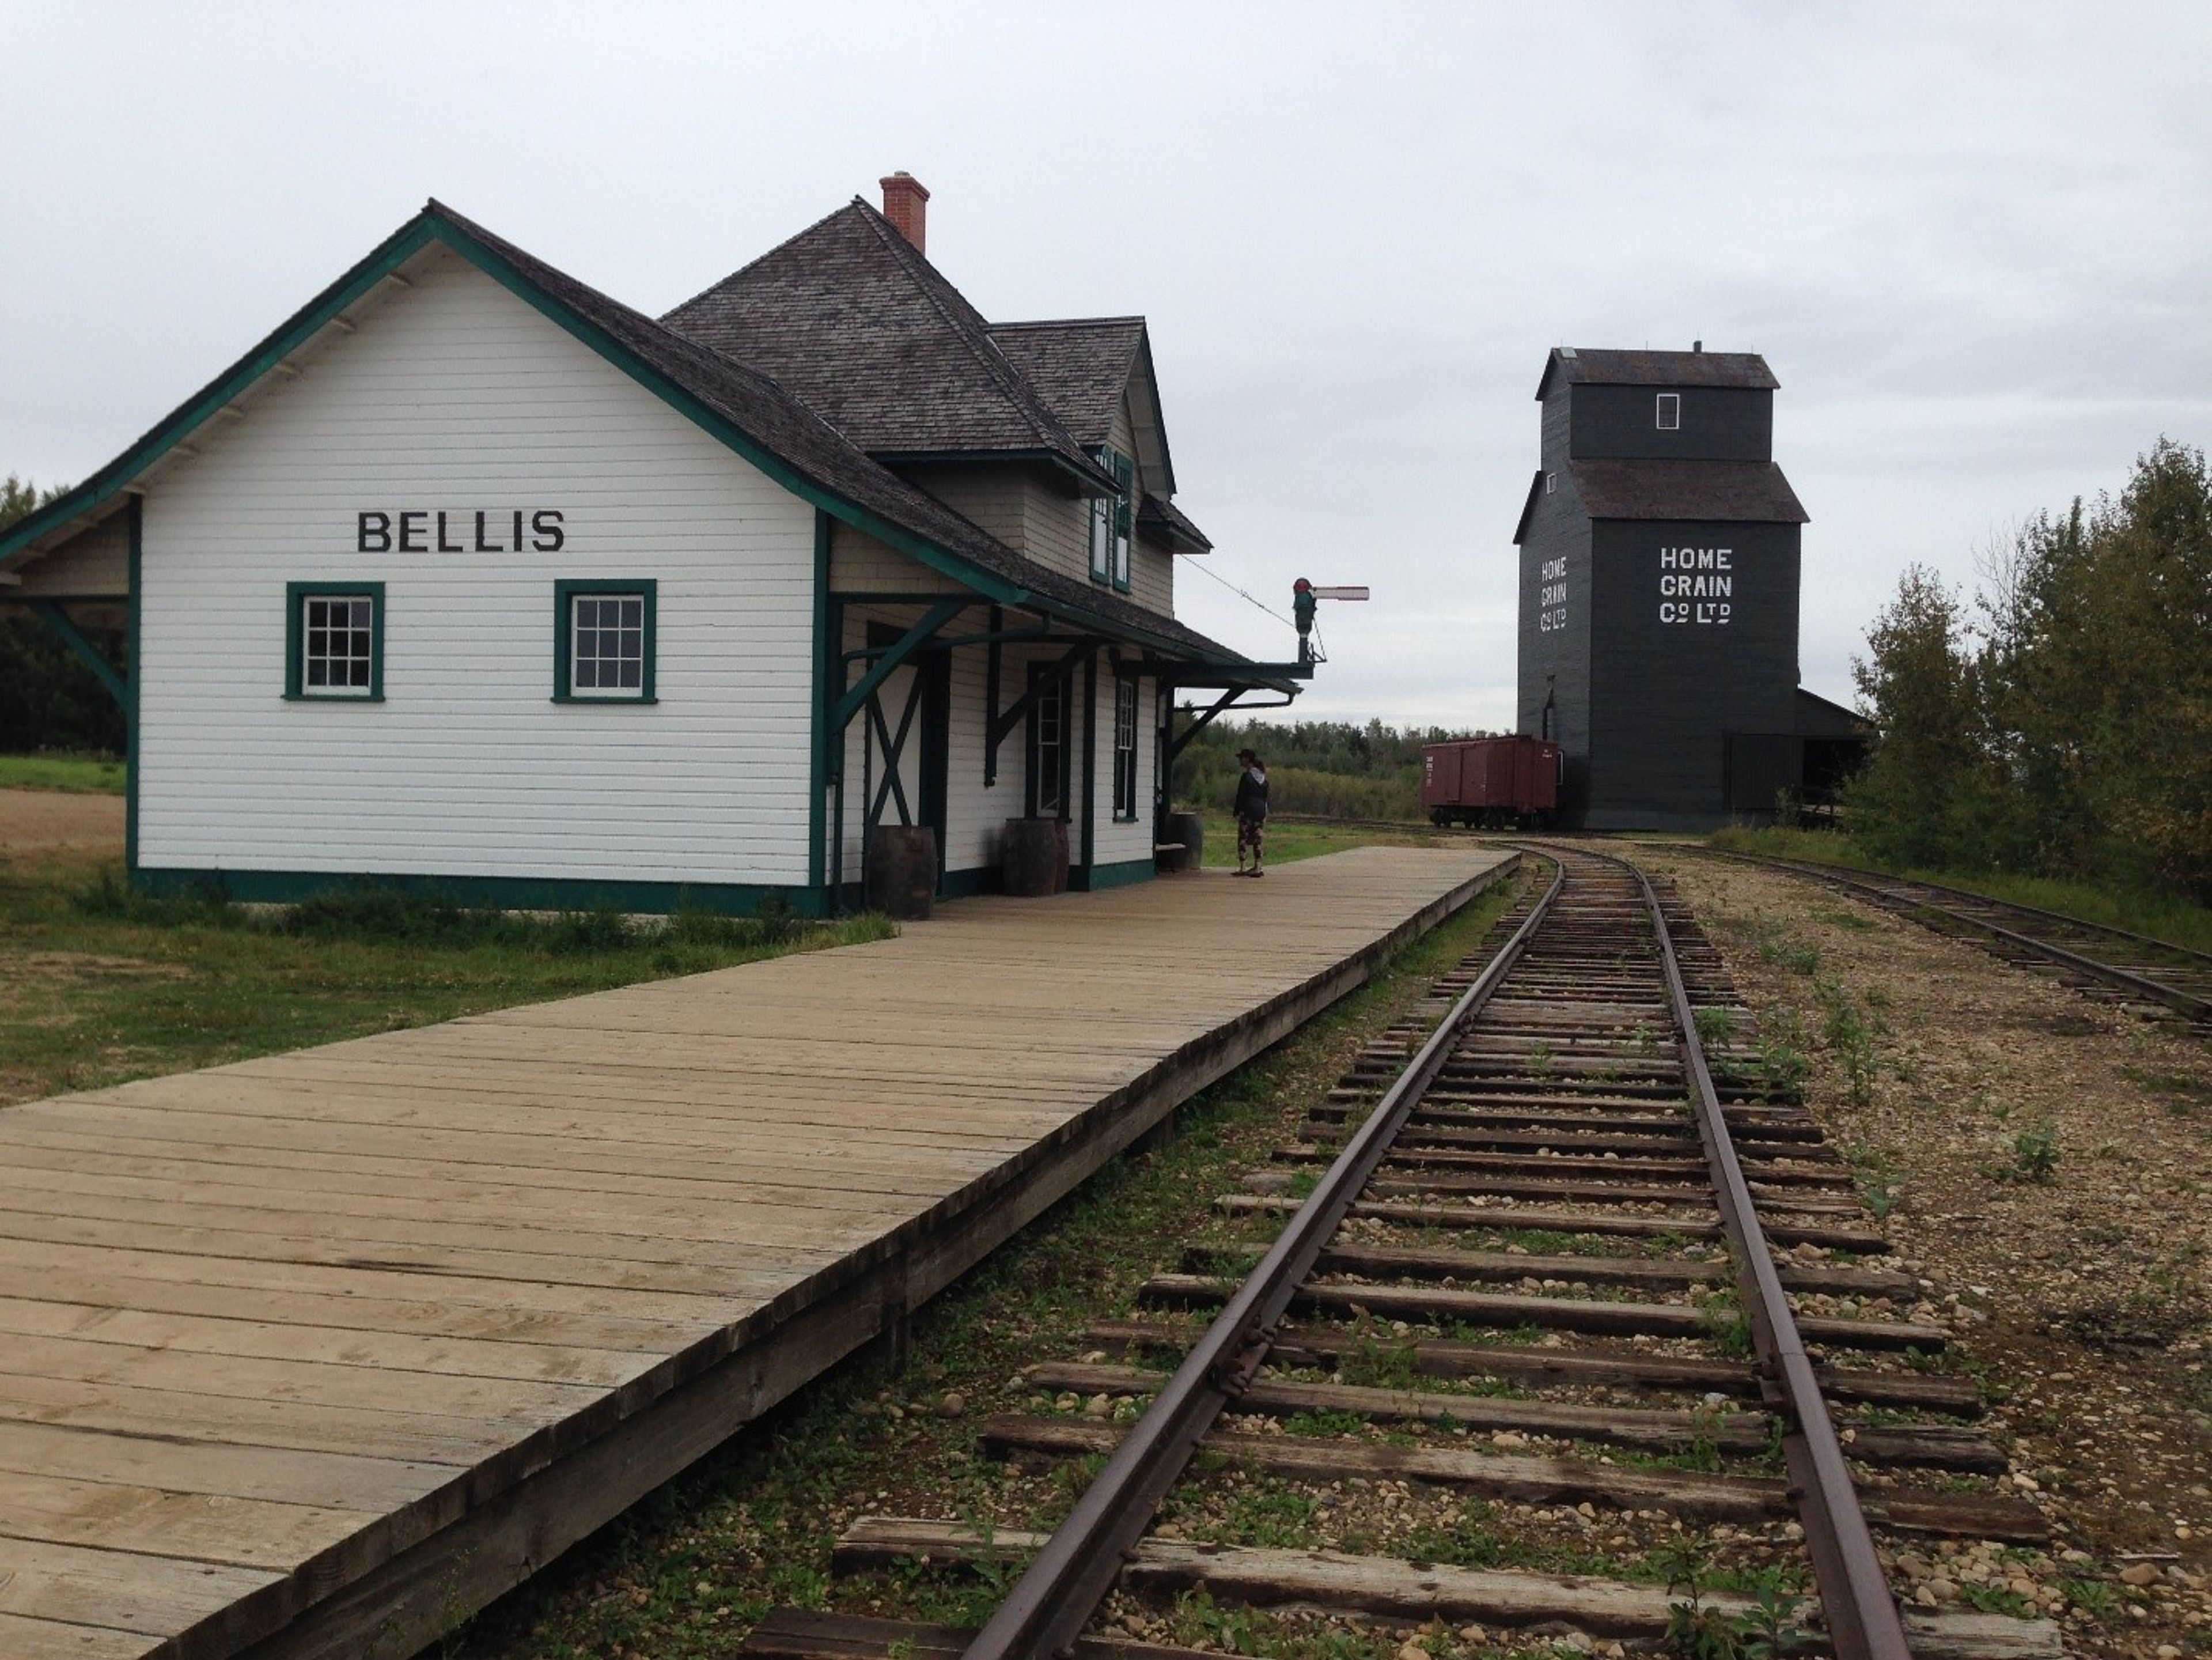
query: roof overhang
872 447 1117 496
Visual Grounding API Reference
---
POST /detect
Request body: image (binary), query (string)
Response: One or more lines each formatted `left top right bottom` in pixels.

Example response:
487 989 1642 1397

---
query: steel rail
959 854 1566 1660
1599 849 1912 1660
1706 849 2209 1024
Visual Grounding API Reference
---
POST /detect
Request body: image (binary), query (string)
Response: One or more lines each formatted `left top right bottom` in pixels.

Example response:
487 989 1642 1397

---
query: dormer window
1656 393 1680 431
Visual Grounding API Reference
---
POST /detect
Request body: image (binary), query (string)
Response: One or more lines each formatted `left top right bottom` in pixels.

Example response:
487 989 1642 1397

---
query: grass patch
0 855 895 1107
0 751 127 793
1198 812 1449 868
1707 825 2212 955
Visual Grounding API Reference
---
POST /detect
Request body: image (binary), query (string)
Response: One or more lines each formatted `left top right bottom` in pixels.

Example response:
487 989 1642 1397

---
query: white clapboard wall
138 245 818 888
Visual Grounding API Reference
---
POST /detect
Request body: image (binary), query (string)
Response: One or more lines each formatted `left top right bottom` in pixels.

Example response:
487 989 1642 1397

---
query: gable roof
660 201 1115 491
1536 347 1778 400
991 317 1179 498
0 202 1255 668
1138 493 1211 554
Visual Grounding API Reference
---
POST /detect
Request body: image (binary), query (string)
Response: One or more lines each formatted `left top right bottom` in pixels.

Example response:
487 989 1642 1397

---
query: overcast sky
7 3 2207 728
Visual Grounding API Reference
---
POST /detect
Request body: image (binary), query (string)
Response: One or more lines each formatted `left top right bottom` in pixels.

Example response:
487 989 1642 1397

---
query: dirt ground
1631 845 2212 1658
0 786 123 861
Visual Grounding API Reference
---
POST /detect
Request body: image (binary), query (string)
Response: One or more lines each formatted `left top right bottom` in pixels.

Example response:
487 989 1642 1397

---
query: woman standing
1232 748 1270 877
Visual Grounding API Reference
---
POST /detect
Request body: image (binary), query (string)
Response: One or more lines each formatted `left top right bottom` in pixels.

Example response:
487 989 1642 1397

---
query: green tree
1853 438 2211 901
1846 564 1990 868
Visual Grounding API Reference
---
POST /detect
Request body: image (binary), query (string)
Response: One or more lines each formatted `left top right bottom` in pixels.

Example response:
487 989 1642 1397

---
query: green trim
1080 655 1097 871
937 865 1001 901
27 600 127 708
831 599 965 728
1069 857 1154 893
135 865 830 918
126 497 141 882
552 579 658 704
283 581 385 701
808 511 831 890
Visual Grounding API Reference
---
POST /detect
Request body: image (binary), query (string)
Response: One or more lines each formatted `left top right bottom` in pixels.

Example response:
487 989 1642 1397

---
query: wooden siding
135 247 821 887
1569 385 1774 463
896 464 1033 557
0 846 1512 1660
1585 518 1801 829
11 512 131 598
942 638 1025 874
829 523 964 595
1089 660 1157 868
1517 389 1593 818
1019 477 1094 589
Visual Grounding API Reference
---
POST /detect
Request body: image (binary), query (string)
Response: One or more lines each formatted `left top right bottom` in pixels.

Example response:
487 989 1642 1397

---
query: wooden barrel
864 825 937 920
1001 817 1070 897
1161 811 1205 872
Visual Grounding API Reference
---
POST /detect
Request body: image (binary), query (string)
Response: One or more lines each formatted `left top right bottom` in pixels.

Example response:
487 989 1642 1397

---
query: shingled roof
1138 493 1212 553
660 201 1113 490
987 318 1146 447
0 202 1256 671
1511 459 1809 544
1536 347 1778 399
1571 459 1808 523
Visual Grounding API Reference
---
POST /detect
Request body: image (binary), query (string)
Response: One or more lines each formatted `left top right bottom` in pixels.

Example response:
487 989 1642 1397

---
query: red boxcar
1421 735 1561 829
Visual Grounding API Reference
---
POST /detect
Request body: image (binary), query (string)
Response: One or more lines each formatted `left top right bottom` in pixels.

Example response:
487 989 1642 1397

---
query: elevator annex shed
1511 345 1862 830
0 177 1302 911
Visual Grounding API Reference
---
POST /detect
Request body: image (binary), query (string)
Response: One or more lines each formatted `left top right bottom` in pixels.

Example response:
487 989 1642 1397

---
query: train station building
0 176 1304 912
1511 345 1865 830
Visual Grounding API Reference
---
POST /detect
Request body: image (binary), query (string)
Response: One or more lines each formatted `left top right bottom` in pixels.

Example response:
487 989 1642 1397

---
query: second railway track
1698 850 2212 1034
744 848 2065 1660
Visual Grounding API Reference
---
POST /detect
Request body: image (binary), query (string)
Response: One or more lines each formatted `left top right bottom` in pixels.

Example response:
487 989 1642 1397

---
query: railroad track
743 848 2062 1660
1702 850 2212 1033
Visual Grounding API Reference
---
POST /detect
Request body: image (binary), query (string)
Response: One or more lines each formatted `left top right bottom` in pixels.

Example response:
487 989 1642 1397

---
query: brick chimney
880 172 929 254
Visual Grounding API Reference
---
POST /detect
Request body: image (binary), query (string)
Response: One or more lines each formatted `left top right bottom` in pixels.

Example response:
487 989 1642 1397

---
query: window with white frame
554 580 657 702
304 596 375 693
1656 392 1681 431
1089 491 1113 583
1031 668 1067 817
286 583 384 701
1112 678 1139 820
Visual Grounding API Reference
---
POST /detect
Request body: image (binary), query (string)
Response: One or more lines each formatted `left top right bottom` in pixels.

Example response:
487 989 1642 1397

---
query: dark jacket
1233 765 1270 822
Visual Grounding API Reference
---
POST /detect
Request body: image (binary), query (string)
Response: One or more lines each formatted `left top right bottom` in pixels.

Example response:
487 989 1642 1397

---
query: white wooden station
0 178 1306 912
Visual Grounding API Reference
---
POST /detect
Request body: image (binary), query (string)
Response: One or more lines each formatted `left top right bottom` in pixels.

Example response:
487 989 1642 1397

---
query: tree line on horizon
1171 716 1494 821
1846 438 2210 902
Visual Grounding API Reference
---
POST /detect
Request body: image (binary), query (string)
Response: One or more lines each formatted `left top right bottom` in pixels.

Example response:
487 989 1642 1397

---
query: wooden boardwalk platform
0 846 1513 1660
